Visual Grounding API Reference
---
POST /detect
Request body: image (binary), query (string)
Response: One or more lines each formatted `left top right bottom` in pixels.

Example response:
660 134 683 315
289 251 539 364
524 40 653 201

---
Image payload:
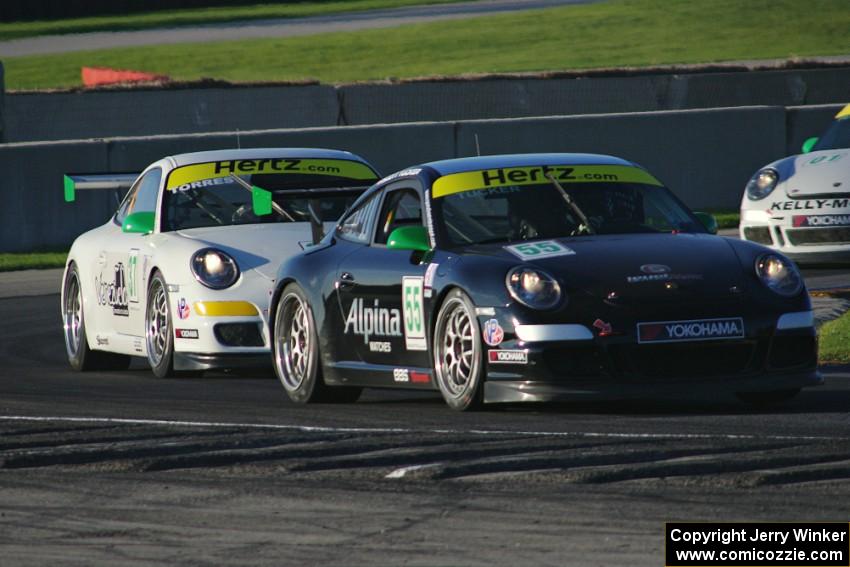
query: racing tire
433 289 485 411
145 270 180 378
62 262 131 371
273 283 361 404
736 388 801 405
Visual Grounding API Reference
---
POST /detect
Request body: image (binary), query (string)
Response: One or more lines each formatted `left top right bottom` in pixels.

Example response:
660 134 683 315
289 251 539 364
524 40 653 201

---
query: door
333 183 431 382
101 167 163 339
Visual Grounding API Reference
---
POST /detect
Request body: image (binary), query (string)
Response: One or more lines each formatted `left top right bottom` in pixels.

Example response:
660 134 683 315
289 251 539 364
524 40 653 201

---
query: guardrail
3 65 849 143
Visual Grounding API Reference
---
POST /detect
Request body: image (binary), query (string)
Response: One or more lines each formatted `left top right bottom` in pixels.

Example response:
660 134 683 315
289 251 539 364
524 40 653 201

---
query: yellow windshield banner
432 165 662 199
166 158 376 191
836 103 850 119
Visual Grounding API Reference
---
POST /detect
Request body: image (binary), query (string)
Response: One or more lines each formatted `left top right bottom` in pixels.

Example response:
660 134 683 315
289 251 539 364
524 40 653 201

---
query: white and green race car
61 148 379 377
740 103 850 263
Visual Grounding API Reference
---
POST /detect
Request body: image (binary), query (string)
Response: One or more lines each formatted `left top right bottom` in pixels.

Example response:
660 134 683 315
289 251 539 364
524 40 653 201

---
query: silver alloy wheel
275 292 312 391
146 277 169 367
63 270 83 357
435 297 478 399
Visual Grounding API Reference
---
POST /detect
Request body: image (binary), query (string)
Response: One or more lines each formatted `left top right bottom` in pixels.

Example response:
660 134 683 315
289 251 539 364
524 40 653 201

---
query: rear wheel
736 388 801 405
273 284 360 403
433 289 484 411
62 262 131 371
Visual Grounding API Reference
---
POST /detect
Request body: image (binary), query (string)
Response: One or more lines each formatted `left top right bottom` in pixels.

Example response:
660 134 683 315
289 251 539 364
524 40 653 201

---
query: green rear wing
64 173 139 202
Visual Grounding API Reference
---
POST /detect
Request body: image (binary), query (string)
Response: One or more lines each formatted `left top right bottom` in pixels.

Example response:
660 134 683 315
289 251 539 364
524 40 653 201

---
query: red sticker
410 371 430 384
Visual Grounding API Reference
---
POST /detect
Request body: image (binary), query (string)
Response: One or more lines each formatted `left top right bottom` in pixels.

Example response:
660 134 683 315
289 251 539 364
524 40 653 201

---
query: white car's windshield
161 160 377 231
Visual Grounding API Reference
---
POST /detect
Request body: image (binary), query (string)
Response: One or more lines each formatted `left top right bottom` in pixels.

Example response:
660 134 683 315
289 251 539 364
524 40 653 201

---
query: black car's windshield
431 180 703 247
812 117 850 151
161 159 377 231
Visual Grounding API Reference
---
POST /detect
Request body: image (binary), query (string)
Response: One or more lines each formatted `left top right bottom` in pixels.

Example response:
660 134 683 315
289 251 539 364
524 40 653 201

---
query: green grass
0 251 68 272
0 0 465 42
705 210 740 230
5 0 850 91
819 308 850 364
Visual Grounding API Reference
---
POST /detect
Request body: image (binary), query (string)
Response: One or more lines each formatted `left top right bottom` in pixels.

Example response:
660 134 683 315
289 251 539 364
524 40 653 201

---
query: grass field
0 0 463 42
705 210 740 230
4 0 849 91
819 309 850 364
0 251 68 272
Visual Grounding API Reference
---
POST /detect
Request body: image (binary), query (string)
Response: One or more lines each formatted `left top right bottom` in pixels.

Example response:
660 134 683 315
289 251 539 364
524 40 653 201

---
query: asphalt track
0 0 597 58
1 267 849 565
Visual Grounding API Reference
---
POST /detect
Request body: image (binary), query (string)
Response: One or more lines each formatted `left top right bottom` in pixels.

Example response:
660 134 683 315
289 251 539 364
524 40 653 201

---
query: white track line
385 463 445 479
0 415 846 442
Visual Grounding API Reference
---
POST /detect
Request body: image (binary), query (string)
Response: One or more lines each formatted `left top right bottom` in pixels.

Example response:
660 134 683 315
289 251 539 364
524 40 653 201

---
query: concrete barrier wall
0 104 843 252
4 67 849 143
456 106 788 209
338 76 664 124
0 122 456 252
4 85 341 143
0 140 112 254
785 103 844 156
340 68 850 126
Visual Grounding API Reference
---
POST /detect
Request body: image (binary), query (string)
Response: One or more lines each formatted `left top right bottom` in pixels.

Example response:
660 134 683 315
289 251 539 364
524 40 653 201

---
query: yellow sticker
835 103 850 119
432 165 662 199
166 158 376 191
193 301 259 317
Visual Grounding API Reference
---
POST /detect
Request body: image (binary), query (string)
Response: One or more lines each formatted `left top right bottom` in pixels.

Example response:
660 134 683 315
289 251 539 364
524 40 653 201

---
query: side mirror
122 211 155 234
63 175 76 202
801 137 818 154
693 212 718 235
387 225 430 252
251 186 272 216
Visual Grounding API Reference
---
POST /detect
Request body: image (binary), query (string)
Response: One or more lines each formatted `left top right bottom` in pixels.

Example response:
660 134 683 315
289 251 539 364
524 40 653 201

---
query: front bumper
174 352 269 372
740 201 850 265
481 312 821 403
484 368 822 403
168 275 272 364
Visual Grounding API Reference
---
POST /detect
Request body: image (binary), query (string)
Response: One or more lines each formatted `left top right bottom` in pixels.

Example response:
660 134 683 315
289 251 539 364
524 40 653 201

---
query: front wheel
273 283 360 404
62 262 131 371
145 271 177 378
433 289 484 411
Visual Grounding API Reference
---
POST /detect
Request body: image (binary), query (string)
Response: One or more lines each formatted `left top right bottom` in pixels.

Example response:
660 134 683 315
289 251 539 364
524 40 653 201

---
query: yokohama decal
488 350 528 364
793 214 850 227
637 317 744 344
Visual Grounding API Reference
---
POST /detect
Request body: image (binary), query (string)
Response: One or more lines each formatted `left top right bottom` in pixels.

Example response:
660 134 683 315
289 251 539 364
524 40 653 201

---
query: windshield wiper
545 172 596 235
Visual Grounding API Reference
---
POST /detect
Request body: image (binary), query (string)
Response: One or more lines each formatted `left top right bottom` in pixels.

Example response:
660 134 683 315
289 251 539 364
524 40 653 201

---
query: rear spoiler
64 173 139 203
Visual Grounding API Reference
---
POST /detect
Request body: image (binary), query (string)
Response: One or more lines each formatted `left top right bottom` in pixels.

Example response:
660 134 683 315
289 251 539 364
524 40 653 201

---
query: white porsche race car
61 148 379 377
740 103 850 263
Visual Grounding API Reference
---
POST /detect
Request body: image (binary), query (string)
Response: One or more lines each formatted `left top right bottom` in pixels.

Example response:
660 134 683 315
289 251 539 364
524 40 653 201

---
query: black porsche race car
268 154 821 410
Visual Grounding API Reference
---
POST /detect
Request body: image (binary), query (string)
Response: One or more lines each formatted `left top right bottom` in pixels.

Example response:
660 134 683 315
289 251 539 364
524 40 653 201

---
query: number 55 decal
505 240 575 260
402 276 427 351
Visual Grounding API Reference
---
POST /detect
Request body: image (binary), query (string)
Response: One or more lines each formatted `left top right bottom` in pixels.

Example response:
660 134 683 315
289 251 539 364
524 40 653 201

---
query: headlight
746 168 779 200
506 266 562 310
755 254 803 297
191 248 240 289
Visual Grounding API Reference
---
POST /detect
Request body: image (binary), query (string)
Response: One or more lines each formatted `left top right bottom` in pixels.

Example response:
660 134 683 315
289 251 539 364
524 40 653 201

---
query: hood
176 222 324 280
462 233 746 304
778 148 850 198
